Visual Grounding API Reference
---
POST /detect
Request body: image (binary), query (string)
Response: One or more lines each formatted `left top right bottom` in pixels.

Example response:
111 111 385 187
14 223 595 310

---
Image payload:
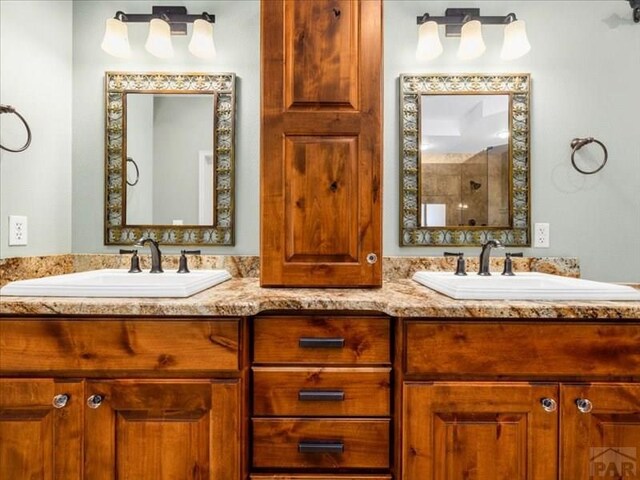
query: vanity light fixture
101 6 216 59
416 8 531 61
630 0 640 23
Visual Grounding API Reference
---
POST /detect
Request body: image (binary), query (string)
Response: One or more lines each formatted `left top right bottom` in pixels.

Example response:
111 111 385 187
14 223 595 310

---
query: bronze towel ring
126 157 140 186
0 104 32 153
570 137 608 175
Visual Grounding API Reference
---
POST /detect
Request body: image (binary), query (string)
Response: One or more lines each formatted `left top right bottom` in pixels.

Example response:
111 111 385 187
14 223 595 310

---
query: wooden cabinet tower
261 0 383 287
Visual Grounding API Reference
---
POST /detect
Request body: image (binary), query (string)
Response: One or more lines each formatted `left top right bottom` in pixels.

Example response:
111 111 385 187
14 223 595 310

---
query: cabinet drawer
0 319 240 374
252 419 390 469
253 367 391 416
405 322 640 378
254 316 390 364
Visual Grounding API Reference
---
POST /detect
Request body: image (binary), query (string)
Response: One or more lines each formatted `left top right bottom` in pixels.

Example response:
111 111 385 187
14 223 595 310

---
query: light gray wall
0 1 73 258
125 94 154 225
152 95 212 225
384 1 640 282
53 0 640 281
72 0 260 254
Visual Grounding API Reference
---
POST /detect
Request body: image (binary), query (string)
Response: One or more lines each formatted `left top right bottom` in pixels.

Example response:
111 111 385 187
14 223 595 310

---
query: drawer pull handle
576 398 593 413
52 394 70 409
298 441 344 454
298 390 345 402
299 337 345 349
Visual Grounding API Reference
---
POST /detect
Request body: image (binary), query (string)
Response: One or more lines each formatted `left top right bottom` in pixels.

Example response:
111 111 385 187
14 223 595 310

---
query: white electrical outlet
534 222 550 248
9 215 28 246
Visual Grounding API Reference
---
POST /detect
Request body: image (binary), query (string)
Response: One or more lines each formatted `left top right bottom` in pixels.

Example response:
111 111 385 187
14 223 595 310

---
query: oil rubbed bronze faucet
478 239 504 276
136 237 163 273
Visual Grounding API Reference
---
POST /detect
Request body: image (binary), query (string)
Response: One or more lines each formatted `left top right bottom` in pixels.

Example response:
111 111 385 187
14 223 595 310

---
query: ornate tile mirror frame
400 73 530 246
104 72 235 245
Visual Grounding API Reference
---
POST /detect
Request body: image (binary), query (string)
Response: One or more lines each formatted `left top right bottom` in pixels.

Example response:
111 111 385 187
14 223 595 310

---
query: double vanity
1 253 639 480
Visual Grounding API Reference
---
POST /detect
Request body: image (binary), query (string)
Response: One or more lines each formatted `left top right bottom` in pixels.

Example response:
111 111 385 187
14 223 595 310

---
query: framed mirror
400 74 530 246
104 72 235 245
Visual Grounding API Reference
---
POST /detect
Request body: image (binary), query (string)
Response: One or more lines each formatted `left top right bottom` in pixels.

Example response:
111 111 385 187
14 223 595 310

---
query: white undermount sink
413 271 640 301
0 269 231 298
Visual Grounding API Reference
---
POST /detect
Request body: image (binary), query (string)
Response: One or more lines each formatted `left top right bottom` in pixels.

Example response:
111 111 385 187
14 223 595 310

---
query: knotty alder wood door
0 379 83 480
84 380 241 480
561 383 640 480
261 0 383 287
403 382 558 480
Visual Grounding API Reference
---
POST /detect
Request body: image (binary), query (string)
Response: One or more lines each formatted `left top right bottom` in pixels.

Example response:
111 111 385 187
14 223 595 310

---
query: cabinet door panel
403 382 558 480
284 0 359 109
0 379 82 480
85 380 240 480
561 383 640 480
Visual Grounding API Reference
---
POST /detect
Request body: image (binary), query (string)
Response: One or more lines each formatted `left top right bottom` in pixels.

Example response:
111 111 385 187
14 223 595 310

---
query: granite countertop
2 278 639 319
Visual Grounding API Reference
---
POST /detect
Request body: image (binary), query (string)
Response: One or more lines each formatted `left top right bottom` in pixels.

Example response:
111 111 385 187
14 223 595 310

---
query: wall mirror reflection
105 72 235 246
420 94 510 228
400 74 530 246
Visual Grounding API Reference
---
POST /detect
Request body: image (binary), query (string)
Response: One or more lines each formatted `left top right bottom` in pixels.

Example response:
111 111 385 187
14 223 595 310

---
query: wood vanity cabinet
260 0 383 287
251 315 392 477
0 317 245 480
400 320 640 480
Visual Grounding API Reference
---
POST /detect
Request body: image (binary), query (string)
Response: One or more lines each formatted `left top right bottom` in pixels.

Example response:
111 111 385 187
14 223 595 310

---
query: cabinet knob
52 394 70 409
87 394 104 409
366 253 378 264
576 398 593 413
540 397 557 412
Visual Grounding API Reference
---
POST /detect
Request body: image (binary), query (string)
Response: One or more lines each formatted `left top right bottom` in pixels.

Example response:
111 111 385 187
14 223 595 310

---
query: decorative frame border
399 73 530 246
105 72 235 246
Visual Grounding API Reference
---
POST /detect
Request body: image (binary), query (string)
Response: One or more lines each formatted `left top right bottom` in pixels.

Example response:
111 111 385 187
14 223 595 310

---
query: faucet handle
444 252 467 276
177 250 201 274
501 252 523 276
119 249 142 273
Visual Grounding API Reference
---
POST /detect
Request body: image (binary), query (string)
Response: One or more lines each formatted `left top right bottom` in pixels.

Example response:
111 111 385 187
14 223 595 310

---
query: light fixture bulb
101 18 131 58
416 21 443 61
501 19 531 60
145 18 174 58
457 20 486 60
189 19 217 59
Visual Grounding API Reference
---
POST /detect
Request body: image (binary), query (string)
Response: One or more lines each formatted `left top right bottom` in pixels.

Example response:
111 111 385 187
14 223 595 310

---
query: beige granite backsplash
0 254 579 288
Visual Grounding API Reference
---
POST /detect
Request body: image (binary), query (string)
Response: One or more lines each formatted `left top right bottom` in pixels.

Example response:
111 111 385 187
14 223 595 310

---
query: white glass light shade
457 20 486 60
101 18 131 58
145 18 174 58
189 19 216 59
416 21 443 61
501 20 531 60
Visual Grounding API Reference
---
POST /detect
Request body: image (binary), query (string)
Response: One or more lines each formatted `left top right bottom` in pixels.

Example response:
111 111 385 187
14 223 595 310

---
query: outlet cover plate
534 222 550 248
9 215 27 246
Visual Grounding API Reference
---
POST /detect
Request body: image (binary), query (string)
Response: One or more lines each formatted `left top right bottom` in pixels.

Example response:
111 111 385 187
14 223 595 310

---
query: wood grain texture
84 380 240 480
405 322 640 379
0 379 83 480
561 383 640 479
253 316 390 364
284 136 359 263
211 380 243 480
0 319 240 375
402 382 558 480
261 0 382 287
253 367 390 416
252 418 390 469
284 0 359 110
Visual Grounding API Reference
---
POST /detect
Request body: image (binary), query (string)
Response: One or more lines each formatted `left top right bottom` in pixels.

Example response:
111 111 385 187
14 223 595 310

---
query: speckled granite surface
0 254 579 286
2 254 636 319
2 277 638 319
